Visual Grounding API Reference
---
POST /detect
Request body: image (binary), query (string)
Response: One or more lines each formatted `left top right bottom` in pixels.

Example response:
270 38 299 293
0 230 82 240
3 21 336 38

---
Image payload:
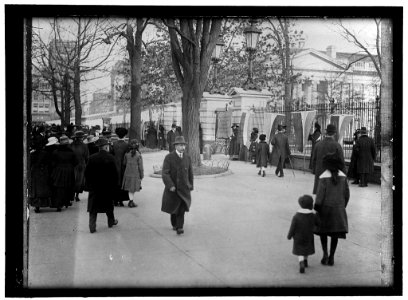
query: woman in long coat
346 129 361 184
29 139 52 212
314 152 350 266
122 139 144 208
50 135 78 211
70 131 89 202
355 127 376 187
228 124 240 160
308 122 321 170
256 134 269 177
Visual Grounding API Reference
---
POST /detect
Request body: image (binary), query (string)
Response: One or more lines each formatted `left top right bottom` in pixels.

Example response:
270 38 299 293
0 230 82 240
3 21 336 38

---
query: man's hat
46 136 59 146
231 123 239 128
253 127 259 133
298 195 314 210
173 136 187 145
72 130 85 139
277 124 286 131
115 127 128 138
360 127 368 135
83 135 99 144
102 130 112 137
259 134 266 141
326 124 337 135
171 123 177 128
95 137 109 147
59 135 73 145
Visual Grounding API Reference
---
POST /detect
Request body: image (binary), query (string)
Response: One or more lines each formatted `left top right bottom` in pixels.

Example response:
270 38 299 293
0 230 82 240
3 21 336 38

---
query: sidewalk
28 150 382 289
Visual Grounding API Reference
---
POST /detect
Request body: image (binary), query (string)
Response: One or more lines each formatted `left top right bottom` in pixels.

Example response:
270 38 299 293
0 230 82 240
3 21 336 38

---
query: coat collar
297 208 315 214
319 170 346 178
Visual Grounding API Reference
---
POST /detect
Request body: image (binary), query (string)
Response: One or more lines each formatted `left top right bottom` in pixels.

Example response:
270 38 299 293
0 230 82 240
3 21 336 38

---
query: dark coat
287 211 319 256
161 151 194 214
256 141 270 168
356 135 376 174
167 130 176 152
29 149 52 199
347 143 359 179
228 128 240 157
50 146 78 188
85 150 118 213
270 132 291 166
112 139 129 185
311 137 345 194
70 141 89 193
314 170 350 237
87 143 99 156
308 130 321 169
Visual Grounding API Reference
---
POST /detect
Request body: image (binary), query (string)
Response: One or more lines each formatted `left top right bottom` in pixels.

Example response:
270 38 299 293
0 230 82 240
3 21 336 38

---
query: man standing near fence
355 127 376 187
311 124 345 194
270 124 291 177
167 123 177 152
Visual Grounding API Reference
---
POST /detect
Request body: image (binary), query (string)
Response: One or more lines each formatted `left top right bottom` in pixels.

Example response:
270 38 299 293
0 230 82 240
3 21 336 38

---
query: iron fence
263 101 381 163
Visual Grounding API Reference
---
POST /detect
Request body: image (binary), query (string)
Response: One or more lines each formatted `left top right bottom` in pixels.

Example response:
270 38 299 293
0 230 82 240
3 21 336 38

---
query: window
354 62 365 69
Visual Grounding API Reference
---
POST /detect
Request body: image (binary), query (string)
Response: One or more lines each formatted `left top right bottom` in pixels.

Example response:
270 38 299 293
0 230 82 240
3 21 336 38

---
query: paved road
28 150 382 290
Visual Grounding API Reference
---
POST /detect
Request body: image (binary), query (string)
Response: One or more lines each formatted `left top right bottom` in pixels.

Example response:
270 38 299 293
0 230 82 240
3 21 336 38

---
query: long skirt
74 163 86 193
51 187 74 208
29 197 51 208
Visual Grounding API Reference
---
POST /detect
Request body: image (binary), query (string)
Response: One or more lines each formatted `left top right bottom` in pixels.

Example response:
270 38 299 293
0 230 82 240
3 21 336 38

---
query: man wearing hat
355 127 376 187
161 136 194 235
229 123 240 160
347 129 361 184
270 124 291 177
167 123 177 152
311 124 345 194
308 122 322 170
84 137 119 233
70 131 89 202
83 134 99 156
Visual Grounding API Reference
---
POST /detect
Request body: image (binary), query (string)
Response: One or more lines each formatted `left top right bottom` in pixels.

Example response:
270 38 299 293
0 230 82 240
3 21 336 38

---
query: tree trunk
63 73 71 127
181 85 201 166
282 19 292 132
74 64 82 126
380 18 393 287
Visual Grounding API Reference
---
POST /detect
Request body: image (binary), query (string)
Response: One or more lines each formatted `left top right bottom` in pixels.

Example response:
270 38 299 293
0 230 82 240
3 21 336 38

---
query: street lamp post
243 19 262 91
209 35 225 94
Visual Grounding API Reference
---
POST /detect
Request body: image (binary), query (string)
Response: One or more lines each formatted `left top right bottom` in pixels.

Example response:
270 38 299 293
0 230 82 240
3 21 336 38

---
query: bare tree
164 18 222 166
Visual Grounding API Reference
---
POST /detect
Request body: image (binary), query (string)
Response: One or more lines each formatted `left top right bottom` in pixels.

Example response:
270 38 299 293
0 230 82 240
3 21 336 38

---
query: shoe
34 207 40 213
328 256 334 266
262 171 265 177
275 169 279 175
299 261 305 273
176 228 184 235
119 201 124 207
172 226 177 231
258 170 261 175
90 229 96 233
304 259 308 268
321 255 329 265
56 208 62 212
108 219 119 228
278 174 284 177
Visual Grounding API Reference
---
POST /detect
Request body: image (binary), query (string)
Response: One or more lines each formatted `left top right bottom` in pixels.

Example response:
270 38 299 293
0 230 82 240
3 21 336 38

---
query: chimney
326 45 337 59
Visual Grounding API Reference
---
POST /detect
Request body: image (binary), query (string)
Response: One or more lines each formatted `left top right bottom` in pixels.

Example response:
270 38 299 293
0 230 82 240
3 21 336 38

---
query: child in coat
287 195 319 273
256 134 270 177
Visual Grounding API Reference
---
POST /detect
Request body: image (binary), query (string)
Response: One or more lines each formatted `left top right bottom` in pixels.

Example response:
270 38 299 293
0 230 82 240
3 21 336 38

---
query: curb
149 169 233 179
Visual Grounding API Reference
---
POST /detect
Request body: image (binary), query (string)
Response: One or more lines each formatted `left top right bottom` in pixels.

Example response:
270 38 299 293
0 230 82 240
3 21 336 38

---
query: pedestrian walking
158 125 166 150
229 123 240 160
112 127 129 207
70 131 89 202
355 127 376 187
249 128 259 164
256 134 269 177
122 139 144 208
270 124 291 177
311 124 345 194
161 136 194 235
29 139 52 213
84 137 119 233
346 129 361 184
314 152 350 266
167 123 177 152
50 135 78 211
308 122 321 170
287 195 319 274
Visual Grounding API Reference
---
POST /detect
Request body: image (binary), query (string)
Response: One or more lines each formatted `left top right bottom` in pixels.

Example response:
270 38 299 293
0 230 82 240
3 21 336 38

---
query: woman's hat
59 135 72 145
231 123 239 128
259 134 266 141
46 136 59 146
83 135 99 144
360 127 368 135
326 124 337 135
173 136 187 145
72 130 85 139
95 137 109 148
298 195 314 210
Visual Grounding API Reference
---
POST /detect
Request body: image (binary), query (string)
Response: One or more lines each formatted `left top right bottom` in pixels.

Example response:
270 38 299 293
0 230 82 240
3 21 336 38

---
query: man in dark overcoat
311 124 345 194
112 127 129 206
270 124 291 177
355 127 376 187
167 123 177 152
84 137 119 233
161 136 194 235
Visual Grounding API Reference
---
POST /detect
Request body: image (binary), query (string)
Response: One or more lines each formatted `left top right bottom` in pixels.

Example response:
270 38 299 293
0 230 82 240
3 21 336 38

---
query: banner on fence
216 110 232 139
331 114 354 146
303 110 317 152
